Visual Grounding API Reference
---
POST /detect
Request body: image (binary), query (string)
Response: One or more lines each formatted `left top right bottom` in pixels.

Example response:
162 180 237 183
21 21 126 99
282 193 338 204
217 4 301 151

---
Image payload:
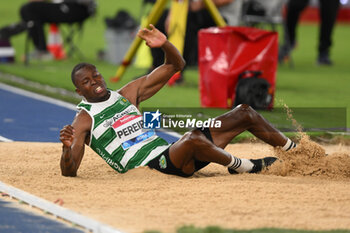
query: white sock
226 155 254 173
282 138 296 151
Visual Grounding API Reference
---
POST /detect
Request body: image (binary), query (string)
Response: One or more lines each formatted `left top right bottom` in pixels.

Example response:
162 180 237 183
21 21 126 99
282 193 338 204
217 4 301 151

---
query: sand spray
262 101 350 179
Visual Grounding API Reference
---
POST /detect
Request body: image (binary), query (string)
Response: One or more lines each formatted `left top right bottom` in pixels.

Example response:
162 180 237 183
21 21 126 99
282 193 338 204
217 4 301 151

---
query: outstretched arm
118 24 185 107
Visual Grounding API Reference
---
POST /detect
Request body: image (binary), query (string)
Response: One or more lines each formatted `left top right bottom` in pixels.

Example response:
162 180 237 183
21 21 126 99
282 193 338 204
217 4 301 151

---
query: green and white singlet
77 91 170 173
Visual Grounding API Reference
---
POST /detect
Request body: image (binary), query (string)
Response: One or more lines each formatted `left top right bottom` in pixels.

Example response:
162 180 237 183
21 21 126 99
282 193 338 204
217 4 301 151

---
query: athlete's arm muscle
59 110 92 177
118 25 185 107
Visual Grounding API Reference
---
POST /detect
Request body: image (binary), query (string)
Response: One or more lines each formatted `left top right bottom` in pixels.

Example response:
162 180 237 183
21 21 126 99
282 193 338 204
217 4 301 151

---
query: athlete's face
74 66 109 102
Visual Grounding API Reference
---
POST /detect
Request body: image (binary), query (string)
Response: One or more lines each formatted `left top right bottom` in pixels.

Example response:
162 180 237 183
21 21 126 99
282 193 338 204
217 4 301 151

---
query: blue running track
0 199 84 233
0 84 76 142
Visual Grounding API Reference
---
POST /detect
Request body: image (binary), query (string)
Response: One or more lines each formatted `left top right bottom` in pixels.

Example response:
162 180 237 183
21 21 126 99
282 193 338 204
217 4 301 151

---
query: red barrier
198 26 278 109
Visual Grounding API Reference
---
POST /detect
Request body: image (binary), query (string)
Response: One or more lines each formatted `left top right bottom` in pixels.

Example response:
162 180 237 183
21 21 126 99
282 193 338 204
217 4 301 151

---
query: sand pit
0 138 350 233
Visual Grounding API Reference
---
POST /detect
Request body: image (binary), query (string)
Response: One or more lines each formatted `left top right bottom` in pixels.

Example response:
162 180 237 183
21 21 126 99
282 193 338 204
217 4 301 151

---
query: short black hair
71 62 96 86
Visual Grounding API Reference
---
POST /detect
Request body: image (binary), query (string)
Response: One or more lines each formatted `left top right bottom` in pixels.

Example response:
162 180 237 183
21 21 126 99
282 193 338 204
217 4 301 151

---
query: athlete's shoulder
74 109 92 126
117 80 141 107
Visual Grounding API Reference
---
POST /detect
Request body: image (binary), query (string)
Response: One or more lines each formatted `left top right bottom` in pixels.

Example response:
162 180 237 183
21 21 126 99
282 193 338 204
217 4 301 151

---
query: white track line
0 135 13 142
0 82 76 111
0 181 123 233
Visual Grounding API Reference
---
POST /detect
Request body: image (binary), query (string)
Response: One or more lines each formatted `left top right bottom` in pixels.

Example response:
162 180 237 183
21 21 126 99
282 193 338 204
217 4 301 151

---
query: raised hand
59 125 75 148
137 24 167 48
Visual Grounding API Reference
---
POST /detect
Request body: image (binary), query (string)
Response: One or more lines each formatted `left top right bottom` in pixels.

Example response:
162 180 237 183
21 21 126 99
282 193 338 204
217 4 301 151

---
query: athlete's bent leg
169 130 231 175
209 104 289 149
168 129 264 176
167 105 295 176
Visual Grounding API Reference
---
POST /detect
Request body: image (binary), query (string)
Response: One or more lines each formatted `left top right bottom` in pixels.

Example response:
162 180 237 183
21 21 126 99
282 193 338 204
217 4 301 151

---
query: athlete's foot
228 157 277 174
249 157 277 173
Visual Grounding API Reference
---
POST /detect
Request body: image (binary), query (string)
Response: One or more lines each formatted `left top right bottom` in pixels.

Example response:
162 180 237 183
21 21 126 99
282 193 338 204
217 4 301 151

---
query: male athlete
60 24 296 177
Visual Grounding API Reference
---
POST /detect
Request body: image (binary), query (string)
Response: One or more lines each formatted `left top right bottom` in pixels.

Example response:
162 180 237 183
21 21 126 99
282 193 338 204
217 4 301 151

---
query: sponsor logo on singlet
103 105 138 128
112 114 154 150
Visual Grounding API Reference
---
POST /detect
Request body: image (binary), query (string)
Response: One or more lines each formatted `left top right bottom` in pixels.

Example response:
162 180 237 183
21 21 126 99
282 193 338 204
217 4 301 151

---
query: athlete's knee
182 130 207 147
234 104 260 125
182 160 195 177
